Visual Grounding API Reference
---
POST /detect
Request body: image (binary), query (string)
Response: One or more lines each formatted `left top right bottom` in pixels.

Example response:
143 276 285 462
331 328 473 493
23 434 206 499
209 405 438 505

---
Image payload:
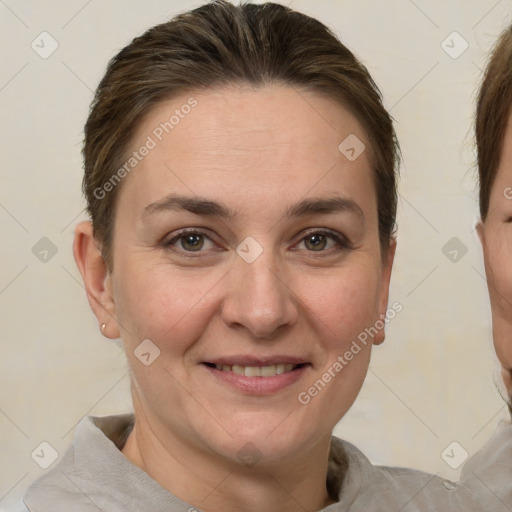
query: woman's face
479 112 512 384
104 85 394 465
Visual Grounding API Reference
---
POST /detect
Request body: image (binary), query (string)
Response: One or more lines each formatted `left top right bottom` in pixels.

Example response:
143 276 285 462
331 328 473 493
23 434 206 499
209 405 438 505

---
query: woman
466 23 512 508
475 25 512 411
23 1 510 510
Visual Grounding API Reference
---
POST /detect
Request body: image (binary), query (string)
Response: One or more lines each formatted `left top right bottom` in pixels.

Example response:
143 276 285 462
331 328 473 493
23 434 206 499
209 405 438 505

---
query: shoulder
460 417 512 510
327 436 475 511
23 414 135 512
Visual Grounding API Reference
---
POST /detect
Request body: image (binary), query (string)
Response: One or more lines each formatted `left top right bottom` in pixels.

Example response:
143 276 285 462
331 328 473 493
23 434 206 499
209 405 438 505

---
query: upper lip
203 356 310 366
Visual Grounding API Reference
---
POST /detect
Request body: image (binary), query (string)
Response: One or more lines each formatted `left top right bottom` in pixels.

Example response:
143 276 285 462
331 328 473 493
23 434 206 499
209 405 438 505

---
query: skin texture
477 112 512 401
73 84 395 512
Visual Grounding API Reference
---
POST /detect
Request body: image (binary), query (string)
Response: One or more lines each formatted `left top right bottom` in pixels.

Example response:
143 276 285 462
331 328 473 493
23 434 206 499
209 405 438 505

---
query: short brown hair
476 25 512 220
83 0 399 270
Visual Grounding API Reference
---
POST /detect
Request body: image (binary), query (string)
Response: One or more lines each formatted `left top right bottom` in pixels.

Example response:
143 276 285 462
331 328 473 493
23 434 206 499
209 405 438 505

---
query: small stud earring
101 323 107 331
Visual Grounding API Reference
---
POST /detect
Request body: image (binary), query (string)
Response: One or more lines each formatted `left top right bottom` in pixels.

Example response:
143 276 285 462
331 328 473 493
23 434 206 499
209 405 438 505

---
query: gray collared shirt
23 413 512 511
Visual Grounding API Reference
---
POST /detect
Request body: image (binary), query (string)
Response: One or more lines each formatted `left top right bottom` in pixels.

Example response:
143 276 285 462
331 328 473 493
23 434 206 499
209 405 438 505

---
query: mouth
203 362 307 377
201 358 311 394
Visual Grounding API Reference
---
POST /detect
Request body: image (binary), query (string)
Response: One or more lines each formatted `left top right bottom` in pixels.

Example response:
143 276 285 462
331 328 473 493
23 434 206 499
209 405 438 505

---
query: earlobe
373 237 397 346
73 221 120 339
502 367 512 398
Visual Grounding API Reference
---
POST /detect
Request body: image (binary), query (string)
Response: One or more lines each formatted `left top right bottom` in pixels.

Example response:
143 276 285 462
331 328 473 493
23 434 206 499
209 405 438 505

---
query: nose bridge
242 249 283 303
222 244 297 337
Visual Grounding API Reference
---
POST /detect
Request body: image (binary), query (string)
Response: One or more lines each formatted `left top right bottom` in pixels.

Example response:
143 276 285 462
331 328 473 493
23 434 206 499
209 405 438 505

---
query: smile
210 363 301 377
202 360 310 394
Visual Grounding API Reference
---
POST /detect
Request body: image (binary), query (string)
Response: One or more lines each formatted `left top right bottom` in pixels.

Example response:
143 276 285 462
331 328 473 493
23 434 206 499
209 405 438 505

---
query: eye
166 229 216 253
295 230 351 252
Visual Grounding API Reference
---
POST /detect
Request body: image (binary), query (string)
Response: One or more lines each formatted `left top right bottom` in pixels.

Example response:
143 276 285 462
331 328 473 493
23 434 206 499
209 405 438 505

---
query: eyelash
164 227 352 257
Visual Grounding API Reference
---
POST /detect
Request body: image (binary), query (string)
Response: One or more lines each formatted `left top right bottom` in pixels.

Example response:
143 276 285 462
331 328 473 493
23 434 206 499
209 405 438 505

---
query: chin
203 415 308 462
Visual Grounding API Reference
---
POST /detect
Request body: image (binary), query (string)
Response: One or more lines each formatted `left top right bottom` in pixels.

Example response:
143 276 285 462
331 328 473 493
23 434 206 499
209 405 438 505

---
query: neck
121 392 337 512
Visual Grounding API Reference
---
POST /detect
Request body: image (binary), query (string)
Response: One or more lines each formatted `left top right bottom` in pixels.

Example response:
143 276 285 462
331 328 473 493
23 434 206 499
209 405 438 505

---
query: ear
476 220 485 246
373 237 397 346
502 367 512 398
73 221 120 339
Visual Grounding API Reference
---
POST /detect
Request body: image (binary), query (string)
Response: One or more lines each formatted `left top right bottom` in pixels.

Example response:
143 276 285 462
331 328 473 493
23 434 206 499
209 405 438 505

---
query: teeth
245 366 261 377
232 365 245 375
211 363 299 376
276 364 286 375
260 365 276 377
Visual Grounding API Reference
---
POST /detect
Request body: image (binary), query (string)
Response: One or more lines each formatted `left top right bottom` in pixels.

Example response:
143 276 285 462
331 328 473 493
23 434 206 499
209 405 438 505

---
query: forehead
117 84 375 218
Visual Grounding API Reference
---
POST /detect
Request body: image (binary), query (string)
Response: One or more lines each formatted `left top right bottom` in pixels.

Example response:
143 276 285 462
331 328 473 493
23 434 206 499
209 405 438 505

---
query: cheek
485 232 512 310
295 264 381 354
292 268 378 419
113 261 226 354
119 255 379 313
483 232 512 368
113 255 381 366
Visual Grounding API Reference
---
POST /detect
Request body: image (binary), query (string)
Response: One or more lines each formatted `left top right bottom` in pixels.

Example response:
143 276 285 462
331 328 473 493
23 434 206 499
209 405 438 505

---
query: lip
204 355 309 367
201 361 311 395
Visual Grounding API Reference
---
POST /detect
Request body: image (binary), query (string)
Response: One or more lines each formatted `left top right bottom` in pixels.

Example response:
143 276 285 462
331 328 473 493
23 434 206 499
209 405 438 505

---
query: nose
220 248 299 339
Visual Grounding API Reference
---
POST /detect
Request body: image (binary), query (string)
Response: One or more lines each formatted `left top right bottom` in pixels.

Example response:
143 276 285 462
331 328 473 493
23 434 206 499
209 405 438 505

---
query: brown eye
180 233 204 251
304 234 328 251
165 229 216 254
296 230 350 253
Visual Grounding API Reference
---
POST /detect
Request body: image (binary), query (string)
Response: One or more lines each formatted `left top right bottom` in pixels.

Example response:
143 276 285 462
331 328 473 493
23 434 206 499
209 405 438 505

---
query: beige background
1 0 511 510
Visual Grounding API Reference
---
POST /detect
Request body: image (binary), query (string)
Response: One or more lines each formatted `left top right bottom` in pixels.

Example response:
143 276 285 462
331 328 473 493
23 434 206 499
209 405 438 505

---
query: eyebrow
142 193 364 222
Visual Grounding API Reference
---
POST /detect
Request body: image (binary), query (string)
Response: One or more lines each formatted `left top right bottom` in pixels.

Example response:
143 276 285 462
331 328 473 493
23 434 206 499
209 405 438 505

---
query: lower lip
203 364 309 394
